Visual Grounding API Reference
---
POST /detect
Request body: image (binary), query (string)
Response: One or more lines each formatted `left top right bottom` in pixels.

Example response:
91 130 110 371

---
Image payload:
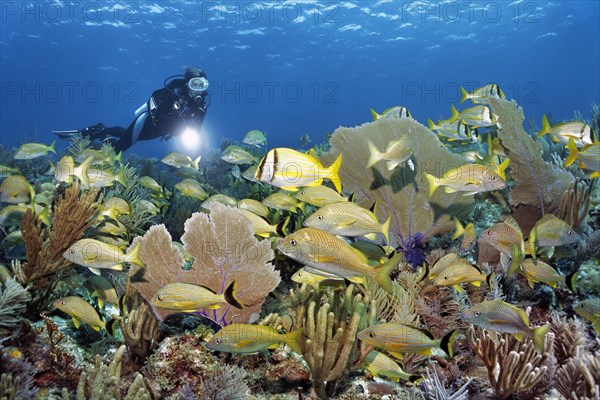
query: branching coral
15 184 99 289
130 203 280 325
290 284 376 399
321 117 472 266
0 278 30 329
551 315 588 365
420 366 471 400
555 177 593 229
68 345 152 400
119 285 161 361
488 98 574 218
555 346 600 400
469 327 555 399
199 365 249 400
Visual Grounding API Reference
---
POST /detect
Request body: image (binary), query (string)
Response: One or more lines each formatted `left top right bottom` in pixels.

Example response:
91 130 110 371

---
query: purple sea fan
321 118 473 267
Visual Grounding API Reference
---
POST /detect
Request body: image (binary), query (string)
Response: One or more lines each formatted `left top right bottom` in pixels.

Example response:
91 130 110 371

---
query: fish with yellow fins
205 324 303 354
239 209 289 238
365 136 414 171
450 105 496 128
84 275 119 309
262 192 306 213
0 175 35 204
528 214 581 259
453 217 477 252
574 299 600 333
479 217 526 275
433 263 492 293
370 105 411 120
53 296 117 334
425 164 506 197
537 114 594 148
255 148 343 193
460 300 550 352
294 186 349 207
276 227 400 294
303 201 391 244
14 141 56 160
63 239 144 275
161 152 201 170
152 281 244 311
291 267 346 290
362 351 421 383
358 323 457 358
460 83 505 104
518 258 576 291
565 138 600 179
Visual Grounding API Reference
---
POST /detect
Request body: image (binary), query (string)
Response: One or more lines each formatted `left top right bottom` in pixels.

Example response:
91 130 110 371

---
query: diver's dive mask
188 77 209 102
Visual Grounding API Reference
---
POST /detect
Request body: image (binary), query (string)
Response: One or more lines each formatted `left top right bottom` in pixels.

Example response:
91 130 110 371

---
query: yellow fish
255 147 342 193
201 194 237 209
104 197 131 216
0 175 35 204
427 253 465 280
291 267 346 290
370 106 411 120
450 105 496 128
452 217 477 252
152 281 243 311
54 155 93 187
75 148 122 166
479 217 525 275
528 214 581 258
425 164 506 197
161 152 201 170
242 129 267 148
294 186 349 208
86 166 126 188
574 299 600 333
433 264 490 292
221 145 257 165
239 209 289 238
262 192 305 213
537 114 594 148
460 83 505 104
84 275 119 309
276 227 400 293
63 239 143 275
362 351 421 383
460 300 549 352
53 296 116 333
205 324 303 354
0 165 20 179
236 199 270 218
138 176 163 193
565 139 600 178
365 136 413 171
358 323 457 357
518 258 576 290
175 179 208 200
96 221 128 237
14 141 56 160
303 201 390 244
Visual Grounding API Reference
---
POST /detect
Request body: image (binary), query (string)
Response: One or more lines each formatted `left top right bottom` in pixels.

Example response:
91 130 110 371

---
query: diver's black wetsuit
63 72 209 151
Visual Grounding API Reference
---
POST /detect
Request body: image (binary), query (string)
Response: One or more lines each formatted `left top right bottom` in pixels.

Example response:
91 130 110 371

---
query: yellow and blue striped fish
151 281 243 311
53 296 116 334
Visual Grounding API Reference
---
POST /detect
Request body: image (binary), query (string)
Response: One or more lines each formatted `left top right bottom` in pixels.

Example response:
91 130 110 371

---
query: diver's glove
79 123 106 139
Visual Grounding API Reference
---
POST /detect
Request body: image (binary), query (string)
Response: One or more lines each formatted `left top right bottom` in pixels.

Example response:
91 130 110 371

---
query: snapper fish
427 253 465 280
303 201 391 244
450 105 496 128
55 155 93 187
479 216 525 275
460 84 505 104
221 145 257 165
242 129 267 148
453 217 477 252
255 148 343 193
362 351 421 383
518 258 576 291
433 263 491 293
574 299 600 333
428 119 476 142
86 166 126 188
365 136 414 171
206 324 303 354
75 148 123 166
175 179 208 200
53 296 117 333
294 186 348 207
424 164 506 197
241 165 259 183
370 106 411 120
14 141 56 160
152 281 243 311
528 214 581 258
63 239 144 275
201 194 237 209
84 275 119 309
104 197 131 216
262 192 306 213
0 175 35 204
358 323 457 358
236 199 270 218
161 152 201 171
276 227 400 293
460 300 550 352
239 209 289 238
537 115 594 148
291 267 346 289
565 139 600 178
0 165 20 179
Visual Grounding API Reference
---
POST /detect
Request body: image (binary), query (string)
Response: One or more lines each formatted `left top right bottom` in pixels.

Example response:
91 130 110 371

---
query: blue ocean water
1 0 598 158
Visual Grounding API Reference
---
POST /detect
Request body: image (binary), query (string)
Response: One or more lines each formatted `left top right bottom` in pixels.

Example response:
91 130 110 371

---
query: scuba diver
54 67 209 151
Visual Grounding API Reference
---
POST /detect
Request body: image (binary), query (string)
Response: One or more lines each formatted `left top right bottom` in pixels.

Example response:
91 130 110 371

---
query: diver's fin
52 130 80 139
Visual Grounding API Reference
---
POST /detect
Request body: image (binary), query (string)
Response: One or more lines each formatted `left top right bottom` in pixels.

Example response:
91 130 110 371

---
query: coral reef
199 364 249 400
555 346 600 400
0 278 30 329
130 203 280 325
291 284 376 399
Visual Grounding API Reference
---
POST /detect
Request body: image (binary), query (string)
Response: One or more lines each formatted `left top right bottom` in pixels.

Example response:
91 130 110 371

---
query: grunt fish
14 141 56 160
63 239 144 275
537 114 594 148
453 217 477 252
425 164 506 197
53 296 116 333
362 351 421 383
161 152 201 170
242 129 267 148
175 179 208 200
518 258 576 290
365 136 414 171
221 145 257 165
152 281 243 311
0 175 35 204
460 84 505 104
205 324 302 354
528 214 581 258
